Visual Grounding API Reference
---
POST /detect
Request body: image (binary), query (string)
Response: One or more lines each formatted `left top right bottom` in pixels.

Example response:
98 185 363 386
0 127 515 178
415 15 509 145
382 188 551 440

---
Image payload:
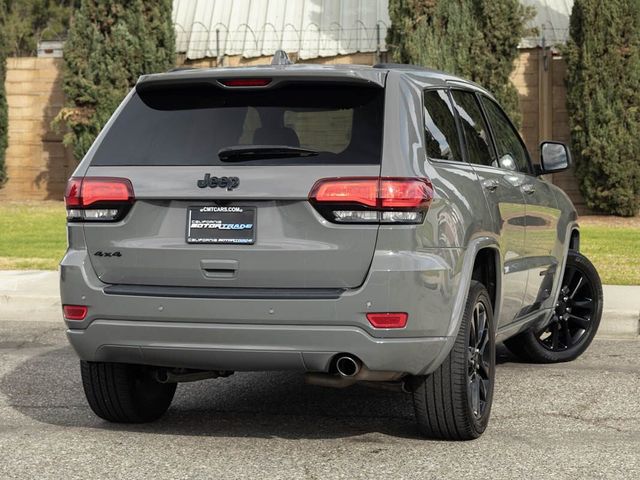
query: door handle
482 179 499 192
521 184 536 195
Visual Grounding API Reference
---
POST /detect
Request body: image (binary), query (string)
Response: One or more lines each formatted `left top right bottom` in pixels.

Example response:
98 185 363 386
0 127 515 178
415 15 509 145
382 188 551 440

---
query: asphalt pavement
0 271 639 479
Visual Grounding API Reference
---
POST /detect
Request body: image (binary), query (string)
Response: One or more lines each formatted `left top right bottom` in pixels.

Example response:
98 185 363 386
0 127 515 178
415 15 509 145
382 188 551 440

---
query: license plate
186 206 256 244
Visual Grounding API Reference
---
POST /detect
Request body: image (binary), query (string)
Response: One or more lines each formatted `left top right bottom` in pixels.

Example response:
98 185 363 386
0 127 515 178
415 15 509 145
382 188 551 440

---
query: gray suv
60 61 603 440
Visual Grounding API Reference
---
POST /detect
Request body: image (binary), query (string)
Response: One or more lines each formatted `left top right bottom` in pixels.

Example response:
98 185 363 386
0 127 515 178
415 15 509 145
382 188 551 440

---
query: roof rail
373 63 438 71
167 66 198 73
373 63 409 69
374 63 459 78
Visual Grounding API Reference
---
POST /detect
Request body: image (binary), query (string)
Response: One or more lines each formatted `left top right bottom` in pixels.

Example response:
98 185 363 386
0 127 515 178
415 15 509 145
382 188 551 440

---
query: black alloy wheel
536 262 597 351
468 301 491 419
504 250 603 363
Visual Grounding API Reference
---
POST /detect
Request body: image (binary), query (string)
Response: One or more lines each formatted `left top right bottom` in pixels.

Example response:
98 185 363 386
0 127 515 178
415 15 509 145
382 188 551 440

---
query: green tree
387 0 533 125
565 0 640 216
58 0 175 161
3 0 78 57
0 0 8 185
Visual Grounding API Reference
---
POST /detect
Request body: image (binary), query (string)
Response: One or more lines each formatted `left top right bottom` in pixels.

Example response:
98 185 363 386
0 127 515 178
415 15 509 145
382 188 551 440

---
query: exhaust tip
154 369 170 383
335 355 361 377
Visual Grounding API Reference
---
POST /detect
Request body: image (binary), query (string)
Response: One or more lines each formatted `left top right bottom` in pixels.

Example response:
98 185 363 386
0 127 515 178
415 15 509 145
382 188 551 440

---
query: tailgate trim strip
103 284 345 300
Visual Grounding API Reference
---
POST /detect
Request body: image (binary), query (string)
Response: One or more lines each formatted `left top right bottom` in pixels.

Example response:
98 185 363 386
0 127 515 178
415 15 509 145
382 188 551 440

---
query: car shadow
0 346 423 440
496 343 519 364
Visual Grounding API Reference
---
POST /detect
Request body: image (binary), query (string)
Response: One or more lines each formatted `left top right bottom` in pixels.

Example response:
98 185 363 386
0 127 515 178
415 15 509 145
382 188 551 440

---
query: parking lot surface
0 316 638 479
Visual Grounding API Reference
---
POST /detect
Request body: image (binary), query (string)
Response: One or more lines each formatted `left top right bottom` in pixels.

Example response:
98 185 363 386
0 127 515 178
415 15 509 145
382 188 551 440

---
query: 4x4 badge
197 173 240 191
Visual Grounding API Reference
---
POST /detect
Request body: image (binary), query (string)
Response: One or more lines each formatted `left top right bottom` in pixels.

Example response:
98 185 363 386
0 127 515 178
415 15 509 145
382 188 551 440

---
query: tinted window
450 90 495 166
91 84 384 166
481 97 530 173
423 90 462 162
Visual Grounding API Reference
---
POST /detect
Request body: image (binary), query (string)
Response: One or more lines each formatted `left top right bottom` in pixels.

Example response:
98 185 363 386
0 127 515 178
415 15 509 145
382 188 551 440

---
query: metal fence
173 22 389 59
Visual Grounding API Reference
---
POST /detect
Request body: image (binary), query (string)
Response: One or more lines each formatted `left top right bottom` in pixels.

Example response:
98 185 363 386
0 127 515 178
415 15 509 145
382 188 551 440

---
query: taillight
64 177 135 222
308 177 433 224
366 312 408 328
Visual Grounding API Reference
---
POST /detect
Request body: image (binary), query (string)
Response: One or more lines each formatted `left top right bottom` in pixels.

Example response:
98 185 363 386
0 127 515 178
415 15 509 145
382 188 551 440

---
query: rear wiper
218 145 319 162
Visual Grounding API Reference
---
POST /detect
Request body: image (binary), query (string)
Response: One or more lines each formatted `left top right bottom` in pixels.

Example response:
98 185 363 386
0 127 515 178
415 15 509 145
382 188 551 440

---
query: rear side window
450 90 495 167
91 84 384 166
480 96 531 173
422 90 462 162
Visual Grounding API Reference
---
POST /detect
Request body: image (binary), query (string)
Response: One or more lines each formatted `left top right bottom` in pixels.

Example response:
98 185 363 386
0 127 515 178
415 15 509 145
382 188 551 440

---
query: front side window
423 89 462 162
450 90 495 167
480 97 531 173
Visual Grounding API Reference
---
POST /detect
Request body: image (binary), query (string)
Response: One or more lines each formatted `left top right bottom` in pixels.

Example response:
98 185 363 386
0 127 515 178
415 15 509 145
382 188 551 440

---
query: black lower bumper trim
103 284 345 300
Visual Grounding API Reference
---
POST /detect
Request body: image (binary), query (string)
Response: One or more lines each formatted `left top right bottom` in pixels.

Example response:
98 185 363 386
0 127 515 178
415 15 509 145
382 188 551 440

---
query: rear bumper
60 246 466 375
67 320 448 375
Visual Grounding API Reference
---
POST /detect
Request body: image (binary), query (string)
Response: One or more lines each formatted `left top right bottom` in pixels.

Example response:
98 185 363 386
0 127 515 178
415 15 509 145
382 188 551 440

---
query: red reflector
64 177 134 207
366 312 408 328
309 177 433 209
221 78 272 87
63 305 88 321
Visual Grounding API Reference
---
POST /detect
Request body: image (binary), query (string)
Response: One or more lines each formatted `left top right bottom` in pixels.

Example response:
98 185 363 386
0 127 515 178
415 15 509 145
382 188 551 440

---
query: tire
505 250 603 363
81 361 176 423
412 280 496 440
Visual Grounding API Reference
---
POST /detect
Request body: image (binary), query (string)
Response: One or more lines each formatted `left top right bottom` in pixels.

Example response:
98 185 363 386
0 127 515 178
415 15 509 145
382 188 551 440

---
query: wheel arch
471 247 500 318
422 237 502 375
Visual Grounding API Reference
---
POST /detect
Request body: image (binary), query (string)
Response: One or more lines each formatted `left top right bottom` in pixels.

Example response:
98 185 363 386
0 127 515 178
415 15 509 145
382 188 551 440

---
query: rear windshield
91 83 384 166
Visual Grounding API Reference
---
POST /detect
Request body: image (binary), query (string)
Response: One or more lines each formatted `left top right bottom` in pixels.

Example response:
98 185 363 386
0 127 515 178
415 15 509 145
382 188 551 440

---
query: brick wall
509 48 589 214
547 58 589 212
510 49 539 156
0 50 587 211
0 57 75 201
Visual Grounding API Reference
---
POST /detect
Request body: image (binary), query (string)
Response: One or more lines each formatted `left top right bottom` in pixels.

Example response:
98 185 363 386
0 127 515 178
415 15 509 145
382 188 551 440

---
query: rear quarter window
422 89 463 162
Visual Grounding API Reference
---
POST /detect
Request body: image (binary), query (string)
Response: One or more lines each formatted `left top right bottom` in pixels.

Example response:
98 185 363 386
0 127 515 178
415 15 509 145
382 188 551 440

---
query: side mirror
539 141 571 175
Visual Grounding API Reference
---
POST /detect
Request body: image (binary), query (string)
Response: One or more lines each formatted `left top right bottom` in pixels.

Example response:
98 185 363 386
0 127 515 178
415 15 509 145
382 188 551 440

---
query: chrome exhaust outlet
335 355 361 377
304 354 404 389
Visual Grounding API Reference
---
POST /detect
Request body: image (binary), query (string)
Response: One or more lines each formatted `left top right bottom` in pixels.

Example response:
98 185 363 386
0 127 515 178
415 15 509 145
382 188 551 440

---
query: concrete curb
0 270 59 322
597 311 639 339
0 270 639 339
600 285 640 338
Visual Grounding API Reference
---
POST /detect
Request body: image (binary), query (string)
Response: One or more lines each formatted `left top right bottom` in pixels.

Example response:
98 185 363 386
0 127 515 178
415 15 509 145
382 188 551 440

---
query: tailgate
79 79 385 289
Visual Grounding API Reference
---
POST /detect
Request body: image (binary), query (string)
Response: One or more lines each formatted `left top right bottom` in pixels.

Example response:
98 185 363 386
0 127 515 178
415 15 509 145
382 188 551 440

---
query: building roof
172 0 574 61
520 0 573 48
172 0 391 60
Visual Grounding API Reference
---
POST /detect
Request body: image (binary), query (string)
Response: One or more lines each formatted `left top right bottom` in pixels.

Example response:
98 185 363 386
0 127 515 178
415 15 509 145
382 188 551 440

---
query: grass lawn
0 202 638 285
579 216 640 286
0 201 67 270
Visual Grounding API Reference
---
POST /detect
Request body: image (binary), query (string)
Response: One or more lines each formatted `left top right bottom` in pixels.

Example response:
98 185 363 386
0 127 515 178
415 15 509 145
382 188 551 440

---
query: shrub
565 0 640 216
0 0 8 185
2 1 78 57
58 0 175 162
387 0 533 125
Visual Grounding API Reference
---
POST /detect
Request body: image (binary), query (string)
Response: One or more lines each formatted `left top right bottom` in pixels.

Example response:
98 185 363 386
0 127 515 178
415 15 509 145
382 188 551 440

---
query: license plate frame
186 206 256 245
